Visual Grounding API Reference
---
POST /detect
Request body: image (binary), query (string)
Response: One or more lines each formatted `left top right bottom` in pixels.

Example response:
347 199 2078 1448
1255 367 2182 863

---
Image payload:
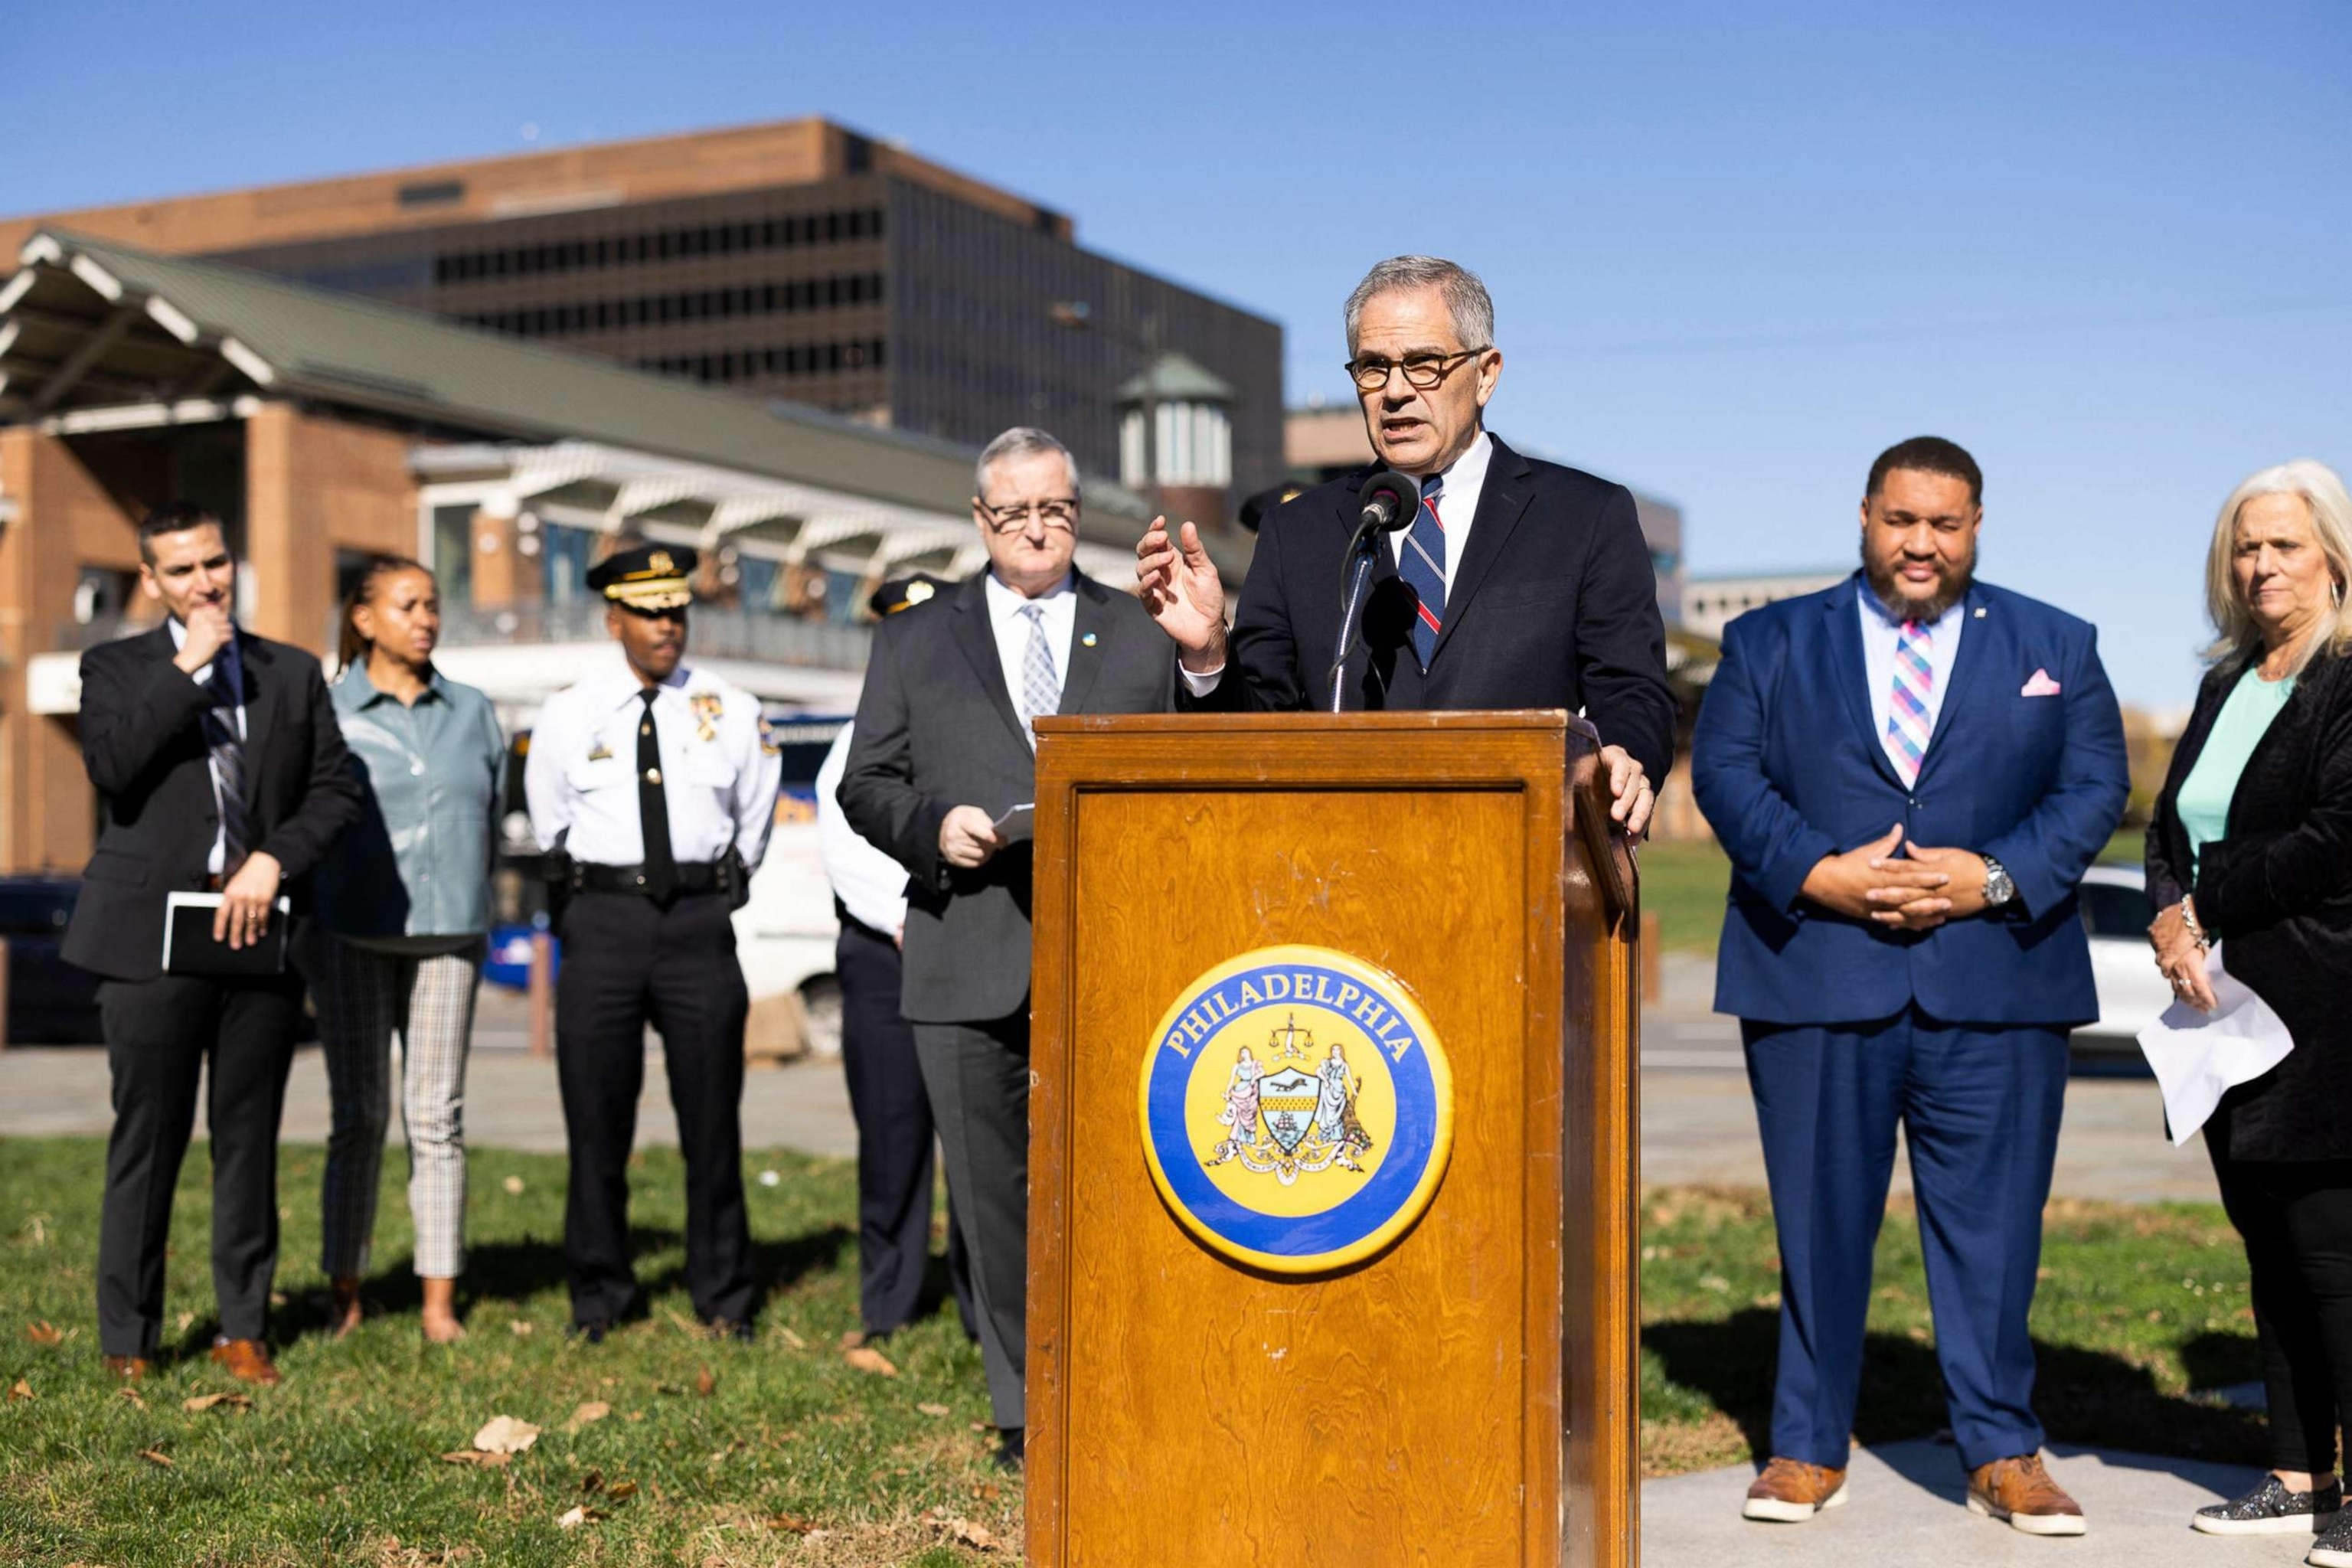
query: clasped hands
1801 824 1990 930
2148 900 2219 1014
1132 514 1658 836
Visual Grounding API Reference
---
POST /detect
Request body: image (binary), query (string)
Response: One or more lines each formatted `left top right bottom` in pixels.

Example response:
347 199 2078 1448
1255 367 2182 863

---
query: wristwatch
1981 855 2016 909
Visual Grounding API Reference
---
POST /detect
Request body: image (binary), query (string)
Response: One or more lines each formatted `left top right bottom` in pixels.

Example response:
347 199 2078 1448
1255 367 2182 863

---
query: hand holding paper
2136 942 2293 1146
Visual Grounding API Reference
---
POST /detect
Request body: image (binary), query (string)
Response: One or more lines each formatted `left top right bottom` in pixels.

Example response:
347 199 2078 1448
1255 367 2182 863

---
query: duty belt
570 860 730 897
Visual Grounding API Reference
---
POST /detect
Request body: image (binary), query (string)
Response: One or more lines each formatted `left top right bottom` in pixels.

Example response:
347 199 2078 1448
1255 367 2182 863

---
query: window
398 179 466 209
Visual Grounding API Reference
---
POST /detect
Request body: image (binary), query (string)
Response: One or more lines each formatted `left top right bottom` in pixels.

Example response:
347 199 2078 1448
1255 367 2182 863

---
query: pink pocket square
2020 669 2063 697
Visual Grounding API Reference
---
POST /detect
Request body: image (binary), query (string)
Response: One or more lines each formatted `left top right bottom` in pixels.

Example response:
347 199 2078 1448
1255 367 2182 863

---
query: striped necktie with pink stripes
1884 619 1935 785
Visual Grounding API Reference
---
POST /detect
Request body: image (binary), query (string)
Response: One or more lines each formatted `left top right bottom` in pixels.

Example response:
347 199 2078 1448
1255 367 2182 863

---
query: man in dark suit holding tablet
64 501 361 1385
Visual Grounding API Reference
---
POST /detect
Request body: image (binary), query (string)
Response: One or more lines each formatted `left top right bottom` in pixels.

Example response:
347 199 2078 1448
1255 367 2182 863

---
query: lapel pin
1973 606 1987 619
1081 632 1098 648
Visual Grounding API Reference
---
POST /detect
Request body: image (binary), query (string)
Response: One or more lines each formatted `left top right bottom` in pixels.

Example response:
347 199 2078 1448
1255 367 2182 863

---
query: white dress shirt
984 568 1076 726
814 723 909 936
1857 583 1968 762
165 616 247 876
524 660 782 872
1181 432 1495 697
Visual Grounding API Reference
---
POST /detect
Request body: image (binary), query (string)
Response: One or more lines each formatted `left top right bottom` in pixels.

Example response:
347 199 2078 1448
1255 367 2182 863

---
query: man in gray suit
841 426 1176 1471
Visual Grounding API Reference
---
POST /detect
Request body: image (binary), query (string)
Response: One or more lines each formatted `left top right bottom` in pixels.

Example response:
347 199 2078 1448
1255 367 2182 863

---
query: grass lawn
2 1142 2264 1564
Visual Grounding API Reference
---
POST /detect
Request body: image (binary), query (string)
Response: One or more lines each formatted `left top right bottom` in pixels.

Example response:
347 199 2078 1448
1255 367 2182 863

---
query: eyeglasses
979 497 1080 534
1343 348 1488 392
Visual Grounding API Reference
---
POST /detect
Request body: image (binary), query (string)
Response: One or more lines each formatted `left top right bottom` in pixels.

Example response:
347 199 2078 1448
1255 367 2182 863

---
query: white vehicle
2074 863 2171 1054
731 714 851 1056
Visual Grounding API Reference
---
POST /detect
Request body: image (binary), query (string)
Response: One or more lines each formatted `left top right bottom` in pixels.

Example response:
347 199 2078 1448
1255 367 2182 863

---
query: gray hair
975 426 1082 502
2203 459 2352 675
1343 256 1494 356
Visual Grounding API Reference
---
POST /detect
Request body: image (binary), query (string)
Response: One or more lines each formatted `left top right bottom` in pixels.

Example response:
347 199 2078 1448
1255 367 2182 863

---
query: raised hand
1135 515 1228 672
175 603 234 675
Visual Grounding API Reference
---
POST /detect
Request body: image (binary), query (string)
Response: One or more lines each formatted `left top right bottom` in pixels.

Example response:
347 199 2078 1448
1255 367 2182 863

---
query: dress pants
837 916 975 1338
1743 1009 2069 1471
913 1011 1030 1431
2208 1154 2352 1475
556 890 752 1328
96 970 305 1357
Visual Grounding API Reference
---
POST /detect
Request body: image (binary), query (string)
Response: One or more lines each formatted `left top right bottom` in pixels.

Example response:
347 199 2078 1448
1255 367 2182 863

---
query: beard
1863 537 1977 624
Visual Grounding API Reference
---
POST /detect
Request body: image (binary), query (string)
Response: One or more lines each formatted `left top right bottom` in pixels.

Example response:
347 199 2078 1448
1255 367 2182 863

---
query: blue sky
7 1 2346 707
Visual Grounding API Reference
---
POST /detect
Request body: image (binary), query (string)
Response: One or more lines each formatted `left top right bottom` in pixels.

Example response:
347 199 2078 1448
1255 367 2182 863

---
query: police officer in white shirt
524 541 781 1341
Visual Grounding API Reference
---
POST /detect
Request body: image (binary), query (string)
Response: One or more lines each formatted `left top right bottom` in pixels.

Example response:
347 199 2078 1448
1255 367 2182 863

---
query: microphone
1355 469 1422 534
1330 469 1426 711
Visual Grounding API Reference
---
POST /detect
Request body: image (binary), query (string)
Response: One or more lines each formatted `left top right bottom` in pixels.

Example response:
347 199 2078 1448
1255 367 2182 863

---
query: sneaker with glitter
2308 1505 2352 1566
2194 1474 2341 1536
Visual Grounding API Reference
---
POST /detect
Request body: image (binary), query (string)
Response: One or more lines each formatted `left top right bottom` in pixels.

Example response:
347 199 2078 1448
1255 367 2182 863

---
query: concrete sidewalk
1645 1440 2278 1568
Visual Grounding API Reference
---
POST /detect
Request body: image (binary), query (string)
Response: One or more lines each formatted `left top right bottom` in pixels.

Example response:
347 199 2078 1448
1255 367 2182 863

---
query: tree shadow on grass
1645 1307 2269 1477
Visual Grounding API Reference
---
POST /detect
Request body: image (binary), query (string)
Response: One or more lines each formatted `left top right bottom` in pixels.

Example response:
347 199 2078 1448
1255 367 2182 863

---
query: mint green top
2177 666 2297 879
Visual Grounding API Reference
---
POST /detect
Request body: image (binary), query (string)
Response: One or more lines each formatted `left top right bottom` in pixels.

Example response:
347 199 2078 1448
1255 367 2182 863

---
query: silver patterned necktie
1018 602 1061 747
203 656 253 877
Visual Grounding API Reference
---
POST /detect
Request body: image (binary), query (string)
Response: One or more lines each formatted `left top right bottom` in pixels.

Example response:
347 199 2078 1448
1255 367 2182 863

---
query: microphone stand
1328 519 1383 714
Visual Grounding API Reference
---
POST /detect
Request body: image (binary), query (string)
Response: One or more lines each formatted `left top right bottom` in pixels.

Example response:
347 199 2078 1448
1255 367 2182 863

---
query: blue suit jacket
1691 573 2130 1027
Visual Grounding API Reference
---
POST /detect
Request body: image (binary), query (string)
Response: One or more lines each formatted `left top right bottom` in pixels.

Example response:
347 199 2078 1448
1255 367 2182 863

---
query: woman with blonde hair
2145 462 2352 1554
316 557 505 1344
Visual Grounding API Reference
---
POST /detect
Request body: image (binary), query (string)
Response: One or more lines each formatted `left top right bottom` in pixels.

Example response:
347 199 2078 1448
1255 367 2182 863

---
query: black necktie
204 656 252 877
636 689 677 900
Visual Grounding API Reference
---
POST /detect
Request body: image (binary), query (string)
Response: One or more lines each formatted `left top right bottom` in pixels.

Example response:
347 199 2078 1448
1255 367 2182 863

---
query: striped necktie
1884 619 1935 786
1397 477 1446 670
1018 603 1060 747
202 658 253 877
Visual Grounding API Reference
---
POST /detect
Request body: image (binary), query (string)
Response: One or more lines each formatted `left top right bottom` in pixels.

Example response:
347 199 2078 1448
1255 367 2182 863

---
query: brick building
0 118 1284 521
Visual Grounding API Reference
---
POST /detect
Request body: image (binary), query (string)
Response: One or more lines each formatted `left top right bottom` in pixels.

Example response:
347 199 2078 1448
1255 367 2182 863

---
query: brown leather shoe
207 1338 282 1386
102 1355 149 1381
1743 1456 1850 1521
1968 1452 2087 1535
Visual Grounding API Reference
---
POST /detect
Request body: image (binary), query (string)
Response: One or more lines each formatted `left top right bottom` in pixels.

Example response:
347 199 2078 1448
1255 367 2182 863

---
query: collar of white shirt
1423 430 1494 512
603 663 692 715
983 568 1076 625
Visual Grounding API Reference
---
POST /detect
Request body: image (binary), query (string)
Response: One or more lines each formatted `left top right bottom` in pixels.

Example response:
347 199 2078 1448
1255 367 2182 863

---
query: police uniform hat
586 543 698 610
867 573 945 617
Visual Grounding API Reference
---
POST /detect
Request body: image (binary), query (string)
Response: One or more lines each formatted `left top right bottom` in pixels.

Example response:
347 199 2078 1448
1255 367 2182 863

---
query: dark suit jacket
1185 434 1677 786
1692 573 2130 1027
2145 649 2352 1159
838 570 1175 1024
63 626 361 982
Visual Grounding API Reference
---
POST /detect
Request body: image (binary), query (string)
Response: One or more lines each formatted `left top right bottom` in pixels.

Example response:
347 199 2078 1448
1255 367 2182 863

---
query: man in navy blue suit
1692 437 2129 1534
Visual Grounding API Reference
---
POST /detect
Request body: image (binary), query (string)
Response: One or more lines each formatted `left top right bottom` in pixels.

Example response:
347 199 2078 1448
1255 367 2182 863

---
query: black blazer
838 570 1175 1025
2146 648 2352 1159
63 626 361 982
1187 434 1677 786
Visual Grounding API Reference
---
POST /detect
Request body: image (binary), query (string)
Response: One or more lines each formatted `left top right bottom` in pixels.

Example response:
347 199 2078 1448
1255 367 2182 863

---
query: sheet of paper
992 803 1036 844
2135 942 2295 1146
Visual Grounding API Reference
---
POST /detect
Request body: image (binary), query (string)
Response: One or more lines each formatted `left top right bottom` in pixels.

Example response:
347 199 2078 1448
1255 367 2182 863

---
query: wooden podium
1027 711 1639 1568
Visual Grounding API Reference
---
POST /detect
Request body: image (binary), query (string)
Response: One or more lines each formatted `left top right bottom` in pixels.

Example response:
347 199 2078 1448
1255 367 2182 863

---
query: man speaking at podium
1135 256 1674 831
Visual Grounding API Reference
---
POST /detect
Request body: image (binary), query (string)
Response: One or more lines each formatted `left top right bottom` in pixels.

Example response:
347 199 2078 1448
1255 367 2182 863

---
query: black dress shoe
993 1427 1025 1473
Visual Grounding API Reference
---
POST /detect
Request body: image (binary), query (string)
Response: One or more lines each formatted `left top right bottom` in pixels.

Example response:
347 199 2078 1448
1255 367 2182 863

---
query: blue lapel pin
1081 632 1098 648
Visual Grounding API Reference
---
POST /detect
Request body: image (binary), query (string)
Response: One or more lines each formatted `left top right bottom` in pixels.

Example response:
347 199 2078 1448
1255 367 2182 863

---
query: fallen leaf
606 1480 638 1501
567 1400 610 1431
694 1366 715 1397
837 1329 867 1351
917 1402 950 1417
8 1378 33 1401
25 1321 61 1345
471 1415 540 1455
581 1471 603 1494
778 1325 808 1350
175 1312 195 1333
182 1393 253 1413
844 1345 897 1377
508 1319 535 1338
664 1308 703 1338
934 1514 1000 1551
139 1449 174 1468
501 1176 525 1195
970 1421 989 1432
116 1387 144 1410
972 1481 1001 1502
555 1504 606 1529
439 1450 509 1468
764 1513 815 1534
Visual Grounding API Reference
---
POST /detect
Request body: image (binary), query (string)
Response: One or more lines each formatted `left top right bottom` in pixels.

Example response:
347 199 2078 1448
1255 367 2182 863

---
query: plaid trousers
318 939 485 1279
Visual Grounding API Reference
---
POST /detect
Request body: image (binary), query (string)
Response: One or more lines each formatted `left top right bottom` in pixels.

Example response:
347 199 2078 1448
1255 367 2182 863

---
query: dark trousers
2209 1154 2352 1475
96 971 305 1357
1743 1010 2069 1471
556 890 752 1327
838 917 975 1337
913 1011 1029 1430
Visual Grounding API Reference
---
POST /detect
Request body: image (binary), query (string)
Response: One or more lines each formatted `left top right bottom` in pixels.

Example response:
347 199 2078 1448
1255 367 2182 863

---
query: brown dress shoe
207 1338 283 1386
1743 1455 1850 1521
1968 1452 2087 1535
102 1355 149 1381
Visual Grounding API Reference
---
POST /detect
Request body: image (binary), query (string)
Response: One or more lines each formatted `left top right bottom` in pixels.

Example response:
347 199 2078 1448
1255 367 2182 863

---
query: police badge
1140 945 1454 1273
689 691 724 743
